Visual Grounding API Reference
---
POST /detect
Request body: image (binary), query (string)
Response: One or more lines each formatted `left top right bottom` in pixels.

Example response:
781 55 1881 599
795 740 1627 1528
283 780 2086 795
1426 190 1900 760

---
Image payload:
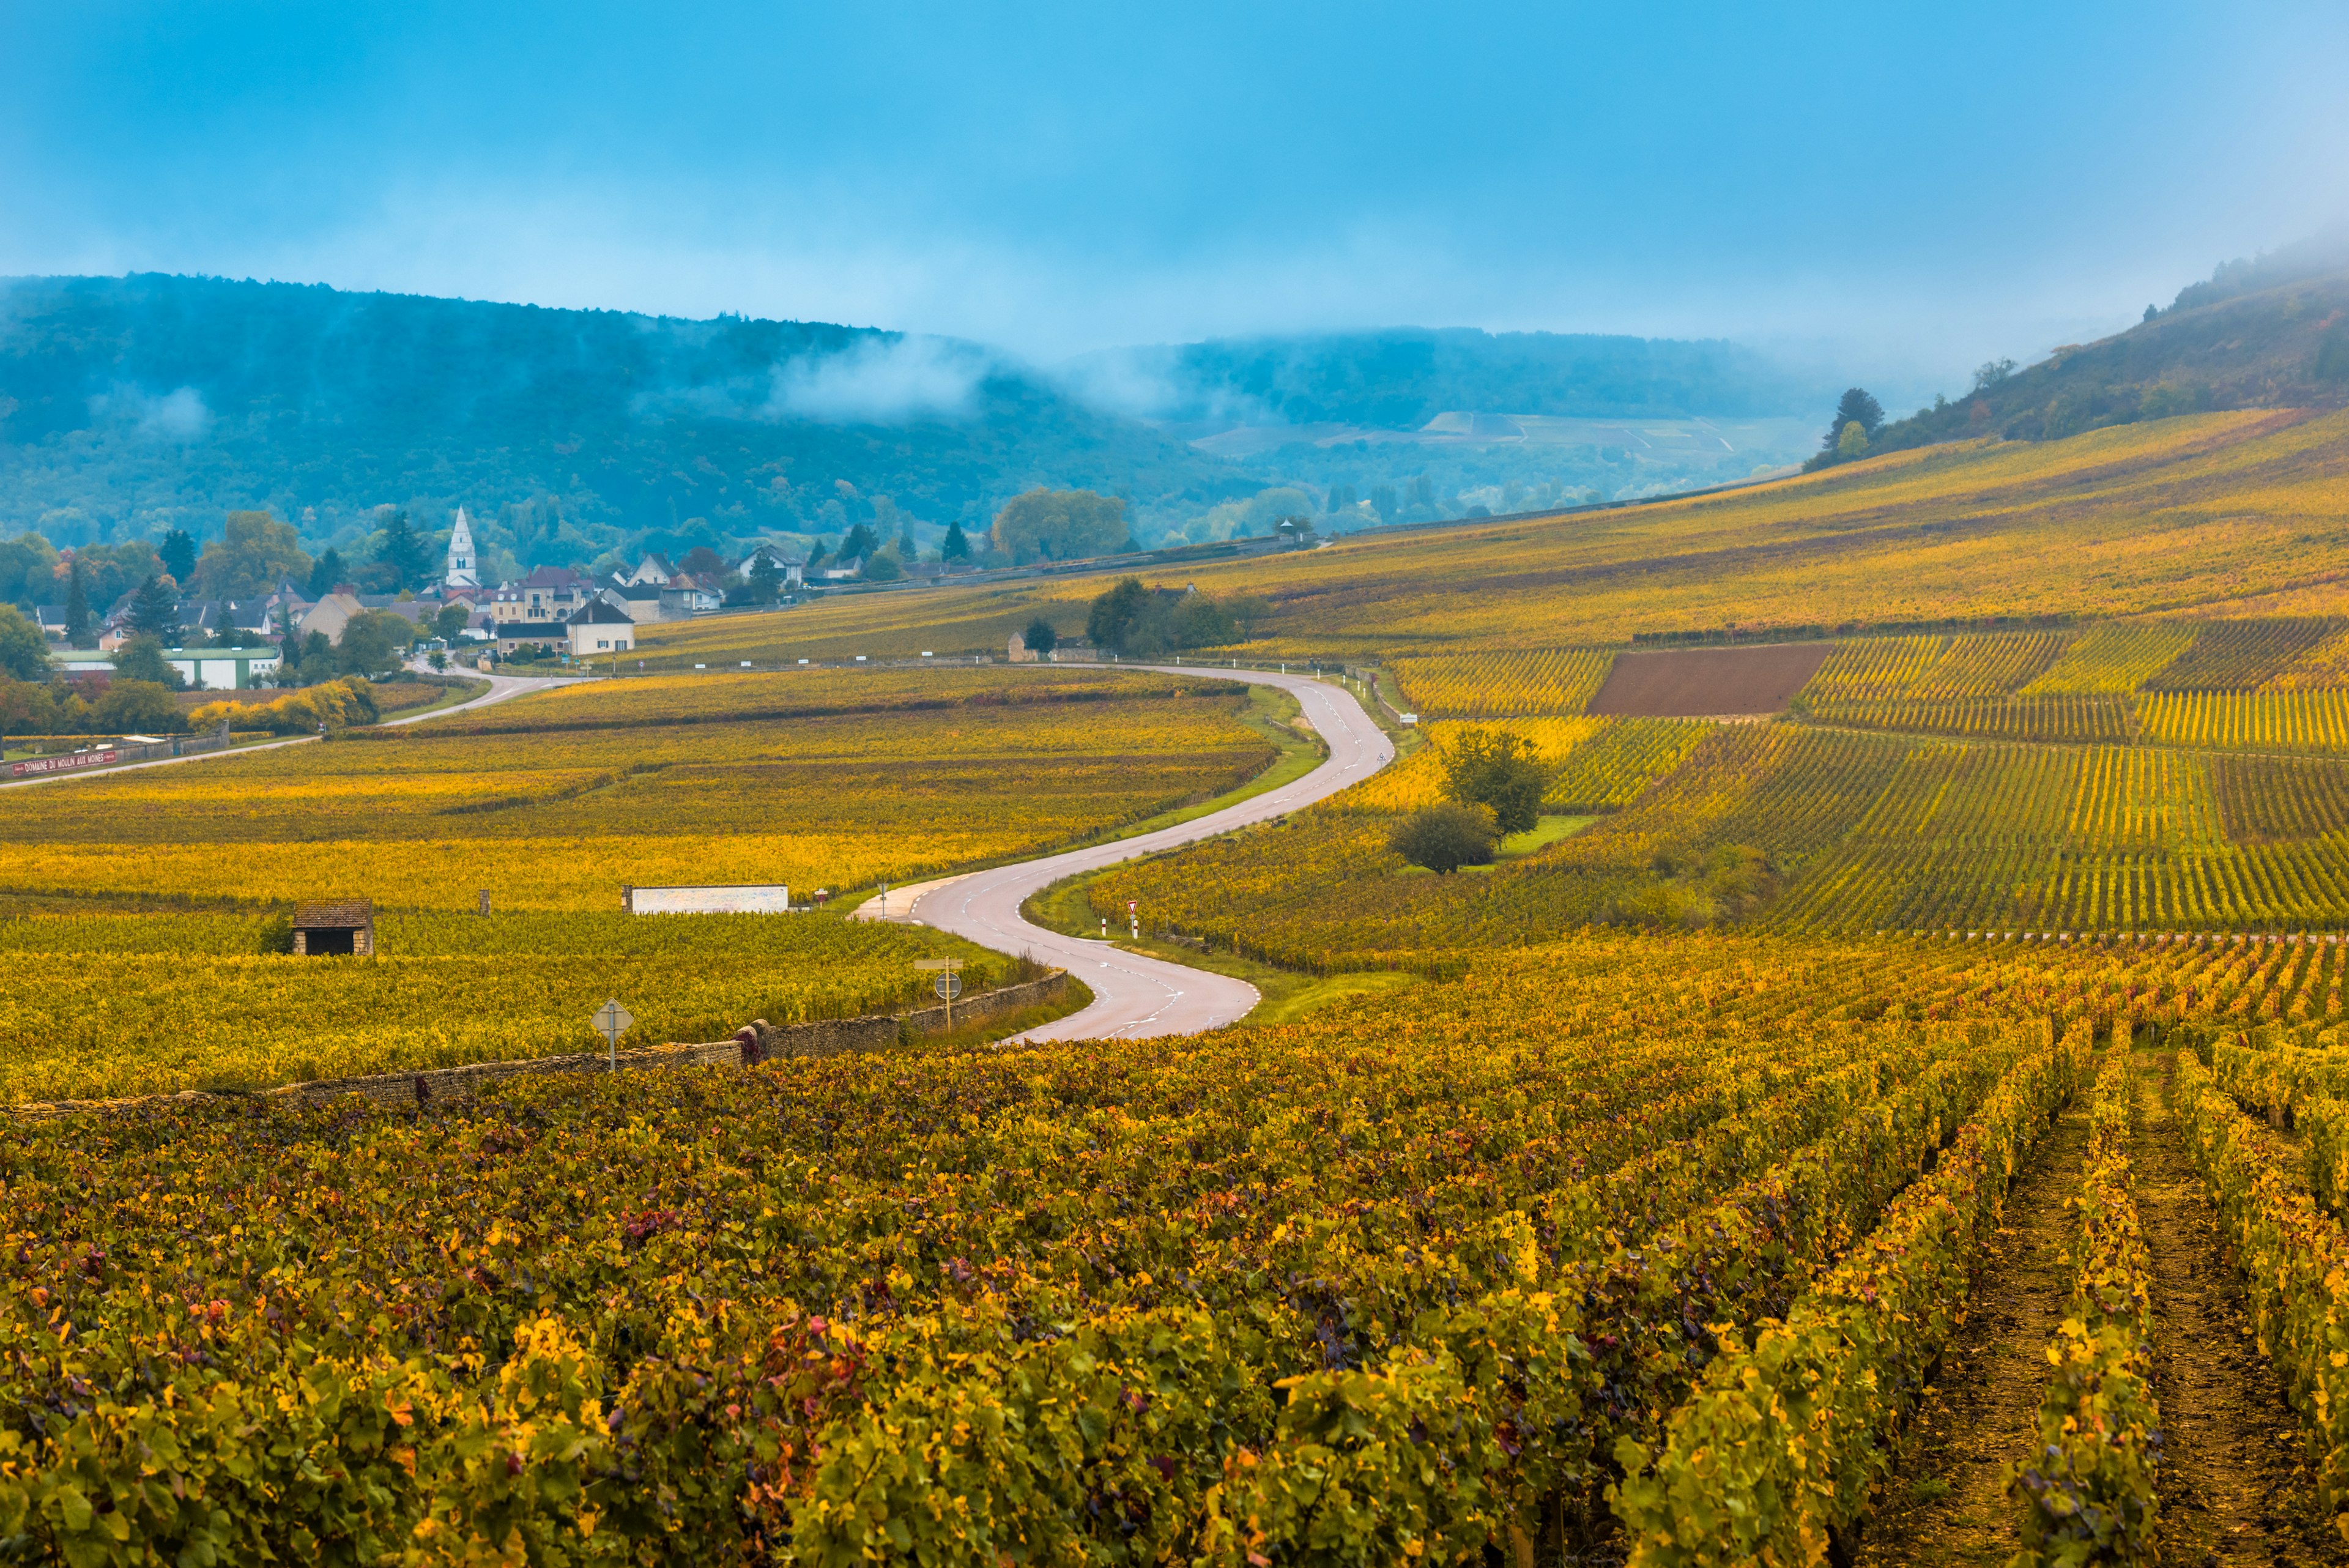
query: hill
1066 326 1830 429
0 273 1261 568
1865 245 2349 454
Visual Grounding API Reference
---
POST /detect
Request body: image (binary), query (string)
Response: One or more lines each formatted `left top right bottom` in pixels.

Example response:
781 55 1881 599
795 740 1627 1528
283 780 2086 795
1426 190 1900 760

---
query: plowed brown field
1585 642 1830 715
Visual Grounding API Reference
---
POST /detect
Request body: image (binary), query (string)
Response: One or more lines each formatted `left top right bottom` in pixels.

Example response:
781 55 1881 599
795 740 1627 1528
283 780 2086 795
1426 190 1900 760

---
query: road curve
892 667 1395 1041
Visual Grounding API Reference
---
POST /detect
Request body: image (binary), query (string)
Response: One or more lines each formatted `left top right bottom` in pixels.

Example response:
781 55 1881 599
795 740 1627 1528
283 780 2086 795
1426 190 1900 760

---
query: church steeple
444 507 479 588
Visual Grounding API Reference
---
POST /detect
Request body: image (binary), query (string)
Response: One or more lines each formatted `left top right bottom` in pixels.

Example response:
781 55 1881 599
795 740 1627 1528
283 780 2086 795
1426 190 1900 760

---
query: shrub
1389 803 1496 874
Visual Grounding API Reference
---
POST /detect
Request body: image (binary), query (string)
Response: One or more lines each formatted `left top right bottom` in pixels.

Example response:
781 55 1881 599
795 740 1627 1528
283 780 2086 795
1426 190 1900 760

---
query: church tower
444 507 479 588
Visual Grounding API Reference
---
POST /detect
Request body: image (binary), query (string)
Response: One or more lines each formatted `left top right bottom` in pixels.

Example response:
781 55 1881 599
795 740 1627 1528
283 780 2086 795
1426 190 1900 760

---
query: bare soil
1857 1051 2349 1567
1854 1099 2088 1568
1584 643 1830 716
2132 1049 2346 1567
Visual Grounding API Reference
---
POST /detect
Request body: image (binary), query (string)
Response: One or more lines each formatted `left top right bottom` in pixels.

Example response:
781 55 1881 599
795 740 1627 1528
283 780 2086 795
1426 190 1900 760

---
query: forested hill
0 273 1257 557
1068 327 1831 428
1869 251 2349 452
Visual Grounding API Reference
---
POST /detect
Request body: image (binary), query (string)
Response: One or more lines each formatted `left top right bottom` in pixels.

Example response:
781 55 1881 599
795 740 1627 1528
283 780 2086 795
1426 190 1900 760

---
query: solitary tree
114 634 179 687
1389 803 1497 874
308 548 347 598
941 521 971 561
1820 388 1884 454
63 557 90 645
1439 730 1550 836
1022 616 1059 655
377 510 431 591
127 576 181 642
158 529 197 585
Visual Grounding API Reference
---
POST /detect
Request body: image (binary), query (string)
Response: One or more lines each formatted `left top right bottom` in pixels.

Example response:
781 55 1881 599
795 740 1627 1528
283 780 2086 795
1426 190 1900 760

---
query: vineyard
9 928 2349 1561
0 668 1274 910
0 911 1004 1104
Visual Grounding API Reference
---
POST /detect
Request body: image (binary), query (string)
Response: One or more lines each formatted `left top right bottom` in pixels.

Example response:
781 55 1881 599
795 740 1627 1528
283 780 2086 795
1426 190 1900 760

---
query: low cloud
87 384 213 441
764 335 993 424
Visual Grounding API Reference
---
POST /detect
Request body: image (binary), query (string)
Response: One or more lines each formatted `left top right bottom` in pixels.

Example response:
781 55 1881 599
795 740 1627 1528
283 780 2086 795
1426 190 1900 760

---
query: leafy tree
338 609 414 675
941 521 971 561
158 529 197 585
94 679 184 735
1836 422 1869 459
376 510 431 591
1086 578 1150 652
114 633 182 687
432 603 473 642
1819 388 1883 454
1972 359 2017 393
0 532 58 609
2143 303 2159 324
64 558 90 645
678 545 728 578
1389 803 1496 873
1439 729 1549 835
1022 616 1059 655
992 489 1131 565
307 548 347 598
127 576 181 642
0 605 48 679
196 510 313 600
862 545 904 582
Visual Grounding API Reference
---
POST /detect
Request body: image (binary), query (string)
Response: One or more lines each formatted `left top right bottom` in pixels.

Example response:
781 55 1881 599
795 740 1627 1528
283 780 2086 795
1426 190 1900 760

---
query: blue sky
3 1 2346 390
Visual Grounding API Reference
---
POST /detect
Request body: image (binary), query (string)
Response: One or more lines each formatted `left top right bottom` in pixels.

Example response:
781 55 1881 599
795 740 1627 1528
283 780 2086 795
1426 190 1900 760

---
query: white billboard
625 884 792 914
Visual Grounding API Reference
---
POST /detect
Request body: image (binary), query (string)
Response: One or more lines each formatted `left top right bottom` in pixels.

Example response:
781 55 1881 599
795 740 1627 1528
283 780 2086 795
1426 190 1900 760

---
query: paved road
1 668 579 790
879 668 1395 1041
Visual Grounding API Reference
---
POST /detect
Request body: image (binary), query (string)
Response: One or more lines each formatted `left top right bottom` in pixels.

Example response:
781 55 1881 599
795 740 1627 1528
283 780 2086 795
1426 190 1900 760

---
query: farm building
291 899 374 956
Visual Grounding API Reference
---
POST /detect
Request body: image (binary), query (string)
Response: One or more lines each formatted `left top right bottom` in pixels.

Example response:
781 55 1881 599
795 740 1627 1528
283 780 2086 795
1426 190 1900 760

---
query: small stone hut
292 899 375 957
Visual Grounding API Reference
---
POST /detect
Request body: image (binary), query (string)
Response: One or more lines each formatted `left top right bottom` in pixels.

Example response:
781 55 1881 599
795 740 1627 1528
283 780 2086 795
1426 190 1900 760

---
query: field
0 666 1274 1100
12 926 2349 1562
38 403 2349 1562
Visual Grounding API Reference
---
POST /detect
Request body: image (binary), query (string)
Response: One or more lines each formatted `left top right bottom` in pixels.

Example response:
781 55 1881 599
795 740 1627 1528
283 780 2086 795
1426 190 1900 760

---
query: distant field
1587 643 1830 716
644 409 2349 666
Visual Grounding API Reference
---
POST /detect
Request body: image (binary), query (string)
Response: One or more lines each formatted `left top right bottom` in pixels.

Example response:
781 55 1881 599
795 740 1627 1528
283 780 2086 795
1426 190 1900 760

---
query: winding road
866 667 1395 1040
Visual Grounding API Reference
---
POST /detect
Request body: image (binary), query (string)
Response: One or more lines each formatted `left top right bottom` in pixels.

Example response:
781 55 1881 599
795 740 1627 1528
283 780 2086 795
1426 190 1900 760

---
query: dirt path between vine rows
2133 1049 2345 1567
1854 1098 2088 1568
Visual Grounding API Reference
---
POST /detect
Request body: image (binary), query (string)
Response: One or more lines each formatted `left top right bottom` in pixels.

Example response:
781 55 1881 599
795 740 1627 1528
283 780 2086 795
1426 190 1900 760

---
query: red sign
7 748 119 779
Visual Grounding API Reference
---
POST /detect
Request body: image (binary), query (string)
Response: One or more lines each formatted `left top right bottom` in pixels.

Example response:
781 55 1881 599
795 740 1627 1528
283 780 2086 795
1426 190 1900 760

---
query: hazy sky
4 1 2346 392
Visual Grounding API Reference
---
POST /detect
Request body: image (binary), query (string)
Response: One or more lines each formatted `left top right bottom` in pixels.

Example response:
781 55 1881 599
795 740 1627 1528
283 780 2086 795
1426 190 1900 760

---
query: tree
1439 729 1549 835
376 510 431 591
433 603 473 642
1820 388 1883 453
748 554 784 604
1836 422 1869 459
991 489 1131 565
2143 303 2159 323
1022 616 1059 655
64 557 90 645
158 529 196 585
196 510 312 600
127 576 181 642
678 545 727 578
308 548 347 598
862 545 904 582
1389 803 1496 874
114 633 182 687
94 679 184 735
0 606 47 680
1086 578 1151 653
1971 359 2016 394
941 521 971 561
838 522 880 566
338 609 414 675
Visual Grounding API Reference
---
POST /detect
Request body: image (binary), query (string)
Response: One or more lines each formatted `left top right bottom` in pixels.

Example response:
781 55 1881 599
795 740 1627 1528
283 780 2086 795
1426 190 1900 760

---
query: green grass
1396 814 1596 875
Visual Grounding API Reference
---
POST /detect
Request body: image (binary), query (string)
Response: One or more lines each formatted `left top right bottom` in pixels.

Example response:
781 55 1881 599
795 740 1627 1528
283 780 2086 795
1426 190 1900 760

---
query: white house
735 542 805 588
623 552 675 587
566 599 636 658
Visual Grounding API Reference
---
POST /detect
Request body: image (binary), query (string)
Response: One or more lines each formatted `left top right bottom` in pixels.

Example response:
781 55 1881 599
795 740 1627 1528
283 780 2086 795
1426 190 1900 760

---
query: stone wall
12 972 1071 1120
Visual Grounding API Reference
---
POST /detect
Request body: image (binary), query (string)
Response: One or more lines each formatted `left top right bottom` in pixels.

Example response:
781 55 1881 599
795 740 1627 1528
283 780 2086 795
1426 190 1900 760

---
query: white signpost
593 998 634 1072
914 958 964 1027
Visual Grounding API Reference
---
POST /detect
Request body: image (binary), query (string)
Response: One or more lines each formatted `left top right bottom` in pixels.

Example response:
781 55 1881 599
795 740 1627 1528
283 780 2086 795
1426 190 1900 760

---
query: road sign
934 973 963 1001
594 998 633 1071
915 957 965 1025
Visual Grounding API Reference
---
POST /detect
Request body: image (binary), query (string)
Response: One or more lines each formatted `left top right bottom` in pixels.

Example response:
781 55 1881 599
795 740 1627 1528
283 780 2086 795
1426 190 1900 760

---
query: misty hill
0 273 1258 567
1066 327 1832 430
1870 244 2349 452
